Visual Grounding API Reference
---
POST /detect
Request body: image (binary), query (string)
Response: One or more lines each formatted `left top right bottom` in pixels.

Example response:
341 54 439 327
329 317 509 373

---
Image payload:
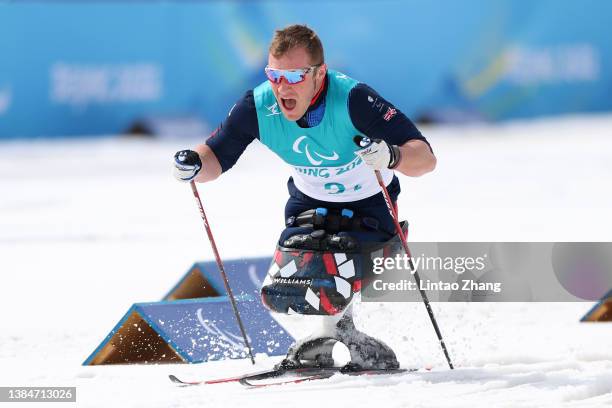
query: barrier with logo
163 257 271 301
581 289 612 322
83 257 294 365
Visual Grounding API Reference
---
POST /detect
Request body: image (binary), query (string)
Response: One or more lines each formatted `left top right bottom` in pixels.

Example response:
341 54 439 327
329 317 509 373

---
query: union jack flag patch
383 107 397 121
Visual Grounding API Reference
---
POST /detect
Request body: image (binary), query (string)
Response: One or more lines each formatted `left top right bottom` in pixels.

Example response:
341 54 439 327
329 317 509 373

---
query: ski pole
189 181 255 364
355 136 454 370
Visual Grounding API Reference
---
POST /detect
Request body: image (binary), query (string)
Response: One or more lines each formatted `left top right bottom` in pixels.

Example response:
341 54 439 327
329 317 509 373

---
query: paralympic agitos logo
292 135 340 165
196 308 250 353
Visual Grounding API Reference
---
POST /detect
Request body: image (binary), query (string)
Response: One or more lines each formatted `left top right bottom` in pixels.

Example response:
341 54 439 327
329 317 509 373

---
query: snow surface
1 114 612 407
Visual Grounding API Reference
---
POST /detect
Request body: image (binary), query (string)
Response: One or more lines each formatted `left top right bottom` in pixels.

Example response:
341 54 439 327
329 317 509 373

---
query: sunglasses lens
265 68 306 84
283 71 305 84
265 68 282 83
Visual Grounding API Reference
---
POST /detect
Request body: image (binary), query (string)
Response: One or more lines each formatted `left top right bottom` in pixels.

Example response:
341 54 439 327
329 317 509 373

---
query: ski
168 368 273 386
239 367 413 388
239 369 337 387
169 366 415 387
168 367 334 386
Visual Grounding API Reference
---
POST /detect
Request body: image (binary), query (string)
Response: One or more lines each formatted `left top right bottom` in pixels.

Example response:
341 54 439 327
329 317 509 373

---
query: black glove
173 150 202 182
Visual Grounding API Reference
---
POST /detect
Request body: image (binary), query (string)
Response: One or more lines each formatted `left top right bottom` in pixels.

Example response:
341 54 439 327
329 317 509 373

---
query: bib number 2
324 182 362 194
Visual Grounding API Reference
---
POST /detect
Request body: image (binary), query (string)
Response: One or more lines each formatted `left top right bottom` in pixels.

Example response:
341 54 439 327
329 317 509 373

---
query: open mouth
281 98 297 111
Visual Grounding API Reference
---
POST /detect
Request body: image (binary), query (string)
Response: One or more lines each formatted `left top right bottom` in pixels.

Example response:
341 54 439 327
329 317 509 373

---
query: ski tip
168 374 182 384
169 374 197 386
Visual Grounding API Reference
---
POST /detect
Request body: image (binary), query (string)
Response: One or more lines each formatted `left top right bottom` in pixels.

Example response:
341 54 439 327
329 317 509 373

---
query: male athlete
173 24 436 370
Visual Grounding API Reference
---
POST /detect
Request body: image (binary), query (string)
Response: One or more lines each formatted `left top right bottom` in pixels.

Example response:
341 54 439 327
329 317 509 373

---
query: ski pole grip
353 135 373 149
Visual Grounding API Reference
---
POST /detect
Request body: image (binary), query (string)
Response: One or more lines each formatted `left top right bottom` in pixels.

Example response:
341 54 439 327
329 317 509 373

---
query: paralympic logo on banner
196 307 251 354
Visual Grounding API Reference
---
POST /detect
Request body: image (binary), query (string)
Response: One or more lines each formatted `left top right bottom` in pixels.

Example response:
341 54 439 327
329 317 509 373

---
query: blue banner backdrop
1 1 611 138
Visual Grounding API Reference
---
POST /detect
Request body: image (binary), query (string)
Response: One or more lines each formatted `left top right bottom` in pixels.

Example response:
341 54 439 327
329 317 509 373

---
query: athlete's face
267 47 326 121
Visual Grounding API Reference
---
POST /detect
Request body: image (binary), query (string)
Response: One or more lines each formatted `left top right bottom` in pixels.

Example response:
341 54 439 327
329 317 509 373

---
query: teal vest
253 70 393 202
